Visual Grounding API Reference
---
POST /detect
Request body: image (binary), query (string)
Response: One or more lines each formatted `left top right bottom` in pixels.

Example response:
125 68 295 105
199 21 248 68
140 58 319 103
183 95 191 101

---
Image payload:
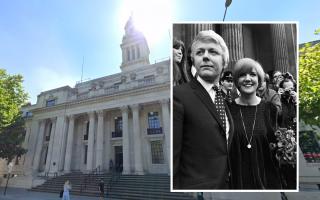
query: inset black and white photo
172 23 297 191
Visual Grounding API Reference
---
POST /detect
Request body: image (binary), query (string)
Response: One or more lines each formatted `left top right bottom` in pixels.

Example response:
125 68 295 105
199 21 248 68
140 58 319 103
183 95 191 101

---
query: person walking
62 180 72 200
99 179 105 200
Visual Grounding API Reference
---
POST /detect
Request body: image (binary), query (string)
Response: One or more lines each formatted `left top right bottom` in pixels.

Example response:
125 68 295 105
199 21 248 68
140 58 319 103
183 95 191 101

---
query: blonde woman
62 180 72 200
229 58 281 189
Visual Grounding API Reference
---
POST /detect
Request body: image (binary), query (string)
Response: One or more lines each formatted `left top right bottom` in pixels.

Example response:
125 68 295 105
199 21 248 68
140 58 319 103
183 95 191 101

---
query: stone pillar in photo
86 111 96 171
271 24 290 73
221 24 244 69
105 112 112 172
121 106 130 174
161 99 170 173
64 114 75 172
32 119 46 171
95 110 104 171
131 104 143 174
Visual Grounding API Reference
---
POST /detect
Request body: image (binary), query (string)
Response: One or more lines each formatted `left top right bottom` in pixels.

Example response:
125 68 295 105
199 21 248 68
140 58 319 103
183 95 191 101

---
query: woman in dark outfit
229 58 281 189
173 38 187 86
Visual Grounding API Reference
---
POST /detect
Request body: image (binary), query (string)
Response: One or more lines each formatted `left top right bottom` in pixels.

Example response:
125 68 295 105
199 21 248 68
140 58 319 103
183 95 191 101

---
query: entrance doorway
114 146 123 172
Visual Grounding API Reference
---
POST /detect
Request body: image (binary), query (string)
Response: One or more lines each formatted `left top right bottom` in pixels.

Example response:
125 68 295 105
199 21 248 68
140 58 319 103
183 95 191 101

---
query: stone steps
30 172 195 200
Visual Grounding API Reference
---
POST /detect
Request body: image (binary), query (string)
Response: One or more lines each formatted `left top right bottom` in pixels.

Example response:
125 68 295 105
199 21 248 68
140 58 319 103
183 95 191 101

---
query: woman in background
173 38 187 86
62 180 72 200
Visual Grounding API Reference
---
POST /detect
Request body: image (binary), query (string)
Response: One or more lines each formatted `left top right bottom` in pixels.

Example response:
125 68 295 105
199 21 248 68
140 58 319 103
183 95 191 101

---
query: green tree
0 69 28 163
299 29 320 125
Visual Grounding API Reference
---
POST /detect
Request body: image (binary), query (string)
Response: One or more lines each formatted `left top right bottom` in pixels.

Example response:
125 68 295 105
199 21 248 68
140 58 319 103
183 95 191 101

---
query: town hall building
0 16 170 188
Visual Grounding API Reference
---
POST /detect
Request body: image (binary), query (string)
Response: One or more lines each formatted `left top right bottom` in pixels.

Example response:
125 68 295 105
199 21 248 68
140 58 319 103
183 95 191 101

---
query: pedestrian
62 180 71 200
99 179 105 200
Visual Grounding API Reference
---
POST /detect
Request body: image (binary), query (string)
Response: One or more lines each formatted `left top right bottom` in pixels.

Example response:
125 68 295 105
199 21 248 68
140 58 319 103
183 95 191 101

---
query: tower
120 15 150 71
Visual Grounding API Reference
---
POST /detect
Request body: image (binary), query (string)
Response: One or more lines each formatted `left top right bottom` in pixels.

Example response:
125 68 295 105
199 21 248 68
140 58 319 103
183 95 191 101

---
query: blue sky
1 0 319 104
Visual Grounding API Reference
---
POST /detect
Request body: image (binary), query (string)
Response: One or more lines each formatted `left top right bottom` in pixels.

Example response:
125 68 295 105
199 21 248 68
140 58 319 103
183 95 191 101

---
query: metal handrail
80 166 100 193
106 167 122 196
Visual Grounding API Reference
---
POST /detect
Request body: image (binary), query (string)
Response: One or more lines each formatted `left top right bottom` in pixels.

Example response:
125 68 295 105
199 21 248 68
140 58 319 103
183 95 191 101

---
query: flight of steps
30 172 195 200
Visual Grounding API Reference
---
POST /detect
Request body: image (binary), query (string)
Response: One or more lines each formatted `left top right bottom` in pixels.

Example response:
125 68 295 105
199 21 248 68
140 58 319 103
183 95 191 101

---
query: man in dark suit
173 30 234 189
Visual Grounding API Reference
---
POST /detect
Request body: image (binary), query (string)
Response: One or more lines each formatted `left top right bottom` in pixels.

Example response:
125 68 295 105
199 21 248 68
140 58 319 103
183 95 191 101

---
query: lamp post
3 162 13 196
223 0 232 21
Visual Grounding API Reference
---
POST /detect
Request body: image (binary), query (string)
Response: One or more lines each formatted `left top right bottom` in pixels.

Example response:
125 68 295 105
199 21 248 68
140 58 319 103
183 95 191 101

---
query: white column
24 120 40 175
64 115 75 172
45 118 57 172
32 119 46 171
105 112 112 172
131 104 144 175
121 106 130 174
86 111 95 171
95 110 104 171
49 116 66 173
161 99 170 172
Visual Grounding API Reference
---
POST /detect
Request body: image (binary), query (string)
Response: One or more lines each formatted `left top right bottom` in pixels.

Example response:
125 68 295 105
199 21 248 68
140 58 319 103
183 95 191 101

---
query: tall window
46 99 56 107
44 146 49 164
132 46 135 60
84 121 89 140
46 123 52 141
148 112 160 128
151 140 164 164
84 145 88 164
112 117 123 138
115 117 123 132
136 45 140 58
127 48 130 61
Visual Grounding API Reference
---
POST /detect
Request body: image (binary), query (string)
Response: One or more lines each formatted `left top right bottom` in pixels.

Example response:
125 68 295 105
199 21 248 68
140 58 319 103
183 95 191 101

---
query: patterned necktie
213 85 226 132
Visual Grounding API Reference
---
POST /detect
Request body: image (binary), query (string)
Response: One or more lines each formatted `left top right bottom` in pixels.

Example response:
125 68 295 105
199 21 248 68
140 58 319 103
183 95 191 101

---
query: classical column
161 99 170 171
105 112 112 172
49 116 67 173
270 24 290 72
131 104 143 174
32 119 46 171
95 110 104 170
121 106 130 174
45 117 57 172
24 120 40 175
64 115 75 172
221 24 244 69
86 111 95 171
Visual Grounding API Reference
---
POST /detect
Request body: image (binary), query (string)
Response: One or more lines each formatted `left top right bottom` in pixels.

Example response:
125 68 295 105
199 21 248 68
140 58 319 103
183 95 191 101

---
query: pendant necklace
239 105 257 149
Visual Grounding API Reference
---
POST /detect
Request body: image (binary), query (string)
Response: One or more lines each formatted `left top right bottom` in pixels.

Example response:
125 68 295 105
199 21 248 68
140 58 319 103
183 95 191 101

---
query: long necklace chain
239 106 257 149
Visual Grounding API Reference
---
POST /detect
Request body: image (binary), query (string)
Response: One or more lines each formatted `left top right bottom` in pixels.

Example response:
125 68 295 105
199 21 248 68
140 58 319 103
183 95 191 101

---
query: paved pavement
1 187 320 200
0 187 118 200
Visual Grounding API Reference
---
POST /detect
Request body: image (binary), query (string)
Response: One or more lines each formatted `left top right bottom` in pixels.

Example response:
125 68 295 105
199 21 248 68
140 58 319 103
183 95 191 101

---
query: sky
1 0 320 104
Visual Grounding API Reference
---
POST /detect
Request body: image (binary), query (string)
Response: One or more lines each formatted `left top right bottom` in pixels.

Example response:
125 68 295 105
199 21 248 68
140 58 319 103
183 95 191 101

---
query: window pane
151 140 164 164
148 112 160 128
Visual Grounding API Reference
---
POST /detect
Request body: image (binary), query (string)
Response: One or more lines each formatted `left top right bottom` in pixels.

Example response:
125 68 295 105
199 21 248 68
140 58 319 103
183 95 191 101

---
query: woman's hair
173 38 186 84
233 58 265 89
190 30 229 69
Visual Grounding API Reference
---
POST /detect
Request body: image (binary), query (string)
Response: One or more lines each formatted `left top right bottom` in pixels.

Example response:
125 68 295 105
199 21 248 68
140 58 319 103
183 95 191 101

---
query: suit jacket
173 78 234 189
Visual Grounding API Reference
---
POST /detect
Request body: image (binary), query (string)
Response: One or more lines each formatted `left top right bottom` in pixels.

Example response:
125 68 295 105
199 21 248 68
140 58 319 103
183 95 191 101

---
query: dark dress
229 100 281 189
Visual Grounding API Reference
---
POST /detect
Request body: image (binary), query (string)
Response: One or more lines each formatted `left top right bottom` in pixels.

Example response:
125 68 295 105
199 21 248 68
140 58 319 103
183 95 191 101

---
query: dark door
114 146 123 172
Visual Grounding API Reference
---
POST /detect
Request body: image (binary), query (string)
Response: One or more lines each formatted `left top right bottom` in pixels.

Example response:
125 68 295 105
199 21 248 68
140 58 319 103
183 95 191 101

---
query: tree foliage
0 69 28 163
299 31 320 125
0 115 27 163
0 69 28 131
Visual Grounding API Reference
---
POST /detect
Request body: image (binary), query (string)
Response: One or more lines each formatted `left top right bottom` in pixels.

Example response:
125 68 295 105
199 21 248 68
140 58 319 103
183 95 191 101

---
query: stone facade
0 16 170 188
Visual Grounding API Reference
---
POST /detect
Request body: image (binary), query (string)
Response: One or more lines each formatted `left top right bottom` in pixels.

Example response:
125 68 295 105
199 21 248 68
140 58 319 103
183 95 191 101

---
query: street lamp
223 0 232 21
3 162 13 196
